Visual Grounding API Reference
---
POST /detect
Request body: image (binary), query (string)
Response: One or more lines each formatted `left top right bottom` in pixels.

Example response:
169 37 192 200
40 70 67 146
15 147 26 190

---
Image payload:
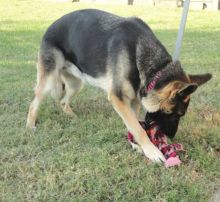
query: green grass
0 0 220 201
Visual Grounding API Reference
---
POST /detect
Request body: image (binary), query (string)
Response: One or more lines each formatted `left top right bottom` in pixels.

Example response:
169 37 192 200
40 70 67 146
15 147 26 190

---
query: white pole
173 0 191 61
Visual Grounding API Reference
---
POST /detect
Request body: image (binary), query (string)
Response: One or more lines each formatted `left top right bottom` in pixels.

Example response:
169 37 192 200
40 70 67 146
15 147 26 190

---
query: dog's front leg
109 93 165 163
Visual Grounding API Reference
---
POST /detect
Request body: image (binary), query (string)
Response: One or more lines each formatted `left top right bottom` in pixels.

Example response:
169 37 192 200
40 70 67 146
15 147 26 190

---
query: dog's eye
164 109 172 114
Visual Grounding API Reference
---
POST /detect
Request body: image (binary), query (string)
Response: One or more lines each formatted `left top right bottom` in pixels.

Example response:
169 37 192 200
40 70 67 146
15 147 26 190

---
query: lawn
0 0 220 201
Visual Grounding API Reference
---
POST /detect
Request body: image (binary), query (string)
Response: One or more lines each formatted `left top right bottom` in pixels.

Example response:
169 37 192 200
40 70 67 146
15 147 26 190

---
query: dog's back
41 9 171 80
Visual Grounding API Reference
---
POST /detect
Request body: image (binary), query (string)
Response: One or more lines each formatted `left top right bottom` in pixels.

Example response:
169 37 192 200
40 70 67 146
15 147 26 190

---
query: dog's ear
188 73 212 86
177 83 198 98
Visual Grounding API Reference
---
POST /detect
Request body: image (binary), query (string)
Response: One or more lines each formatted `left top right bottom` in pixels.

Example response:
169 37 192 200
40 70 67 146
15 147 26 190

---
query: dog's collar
146 71 162 93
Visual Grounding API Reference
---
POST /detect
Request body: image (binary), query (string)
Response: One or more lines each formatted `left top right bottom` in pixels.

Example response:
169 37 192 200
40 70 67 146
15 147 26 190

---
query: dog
26 9 212 162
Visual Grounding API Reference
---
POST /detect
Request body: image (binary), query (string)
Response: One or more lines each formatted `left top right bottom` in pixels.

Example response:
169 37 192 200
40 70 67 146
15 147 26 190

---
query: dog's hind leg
60 71 83 115
26 47 65 129
26 61 50 129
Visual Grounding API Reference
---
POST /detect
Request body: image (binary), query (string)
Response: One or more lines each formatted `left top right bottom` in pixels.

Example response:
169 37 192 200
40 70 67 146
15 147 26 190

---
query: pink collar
146 71 162 92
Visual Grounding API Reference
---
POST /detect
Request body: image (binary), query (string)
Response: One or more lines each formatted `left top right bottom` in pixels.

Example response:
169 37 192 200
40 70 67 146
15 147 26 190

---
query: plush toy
127 120 185 167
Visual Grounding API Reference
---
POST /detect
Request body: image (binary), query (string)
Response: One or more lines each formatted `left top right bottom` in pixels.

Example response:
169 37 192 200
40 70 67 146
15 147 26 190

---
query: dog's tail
36 43 65 101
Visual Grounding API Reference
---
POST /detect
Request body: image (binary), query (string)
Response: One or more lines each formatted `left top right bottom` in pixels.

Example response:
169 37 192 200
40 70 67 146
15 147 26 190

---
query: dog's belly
64 61 111 91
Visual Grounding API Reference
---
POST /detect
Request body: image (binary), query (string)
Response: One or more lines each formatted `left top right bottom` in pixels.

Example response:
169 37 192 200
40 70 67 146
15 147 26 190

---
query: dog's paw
26 119 36 129
142 143 165 163
61 103 77 117
26 123 37 131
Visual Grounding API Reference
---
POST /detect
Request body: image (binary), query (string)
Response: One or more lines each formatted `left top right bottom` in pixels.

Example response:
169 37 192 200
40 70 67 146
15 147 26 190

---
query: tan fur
186 74 191 83
108 92 145 142
27 58 47 128
108 92 165 162
122 80 136 100
131 99 141 117
36 55 45 87
156 81 186 113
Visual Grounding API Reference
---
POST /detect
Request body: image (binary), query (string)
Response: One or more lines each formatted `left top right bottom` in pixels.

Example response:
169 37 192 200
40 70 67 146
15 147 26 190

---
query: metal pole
173 0 191 61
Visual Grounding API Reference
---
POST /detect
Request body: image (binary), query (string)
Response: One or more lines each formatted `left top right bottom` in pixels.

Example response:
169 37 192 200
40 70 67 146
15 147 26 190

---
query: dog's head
145 110 180 139
141 61 212 138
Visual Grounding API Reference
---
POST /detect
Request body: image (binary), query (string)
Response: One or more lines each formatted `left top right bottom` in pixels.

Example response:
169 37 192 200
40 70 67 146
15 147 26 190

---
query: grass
0 0 220 201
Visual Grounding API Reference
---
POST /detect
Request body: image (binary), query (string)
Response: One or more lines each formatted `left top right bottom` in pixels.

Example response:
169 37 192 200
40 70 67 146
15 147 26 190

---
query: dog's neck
140 61 187 113
153 61 188 90
140 62 170 97
145 70 162 93
141 61 187 97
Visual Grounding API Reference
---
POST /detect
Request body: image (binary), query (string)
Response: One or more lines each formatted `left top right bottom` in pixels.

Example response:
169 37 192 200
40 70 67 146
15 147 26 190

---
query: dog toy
127 121 184 167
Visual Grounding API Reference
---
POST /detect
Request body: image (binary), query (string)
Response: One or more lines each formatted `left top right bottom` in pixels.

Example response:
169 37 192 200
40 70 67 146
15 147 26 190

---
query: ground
0 0 220 201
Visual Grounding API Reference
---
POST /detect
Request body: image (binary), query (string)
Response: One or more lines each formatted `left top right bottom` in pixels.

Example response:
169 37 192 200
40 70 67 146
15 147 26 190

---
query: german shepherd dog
26 9 211 162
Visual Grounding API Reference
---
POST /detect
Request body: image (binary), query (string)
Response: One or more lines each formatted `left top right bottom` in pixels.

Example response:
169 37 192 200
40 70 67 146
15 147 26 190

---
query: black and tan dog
26 9 211 162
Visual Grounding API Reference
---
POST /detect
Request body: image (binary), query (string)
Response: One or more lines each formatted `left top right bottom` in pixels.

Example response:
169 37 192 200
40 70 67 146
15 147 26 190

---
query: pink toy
127 121 185 167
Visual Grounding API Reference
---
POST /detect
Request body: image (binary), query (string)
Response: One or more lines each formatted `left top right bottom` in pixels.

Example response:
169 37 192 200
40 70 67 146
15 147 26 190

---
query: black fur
145 111 181 139
39 9 211 140
41 9 174 93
